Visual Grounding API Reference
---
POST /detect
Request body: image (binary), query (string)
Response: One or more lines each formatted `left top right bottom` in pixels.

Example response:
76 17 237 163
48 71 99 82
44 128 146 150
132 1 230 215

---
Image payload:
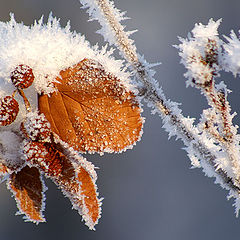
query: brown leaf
8 165 45 223
38 59 143 153
76 165 100 226
23 141 101 229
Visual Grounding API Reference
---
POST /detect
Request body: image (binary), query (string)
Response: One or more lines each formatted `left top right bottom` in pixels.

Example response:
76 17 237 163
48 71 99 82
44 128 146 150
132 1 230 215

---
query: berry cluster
20 112 54 172
0 64 34 126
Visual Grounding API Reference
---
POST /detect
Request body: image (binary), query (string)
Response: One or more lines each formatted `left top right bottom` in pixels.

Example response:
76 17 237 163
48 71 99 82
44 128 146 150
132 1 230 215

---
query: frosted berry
0 96 19 126
11 64 34 89
20 112 51 142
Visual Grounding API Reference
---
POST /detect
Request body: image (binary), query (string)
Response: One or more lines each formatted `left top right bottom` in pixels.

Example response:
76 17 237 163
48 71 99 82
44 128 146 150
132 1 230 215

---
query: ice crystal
222 31 240 76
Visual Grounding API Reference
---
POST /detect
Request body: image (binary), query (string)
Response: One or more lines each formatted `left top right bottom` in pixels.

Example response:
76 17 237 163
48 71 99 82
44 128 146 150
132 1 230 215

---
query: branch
79 0 240 199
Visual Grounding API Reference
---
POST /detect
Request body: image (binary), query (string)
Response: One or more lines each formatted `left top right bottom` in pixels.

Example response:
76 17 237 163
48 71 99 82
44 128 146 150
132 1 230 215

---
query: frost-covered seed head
0 96 19 126
21 112 51 142
11 64 34 89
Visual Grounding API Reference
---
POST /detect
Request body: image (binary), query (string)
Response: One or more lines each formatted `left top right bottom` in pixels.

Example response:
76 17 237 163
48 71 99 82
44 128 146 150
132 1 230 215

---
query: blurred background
1 0 240 239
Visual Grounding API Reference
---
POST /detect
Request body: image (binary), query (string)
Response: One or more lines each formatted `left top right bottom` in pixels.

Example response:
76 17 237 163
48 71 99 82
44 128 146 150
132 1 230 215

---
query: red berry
0 96 19 126
11 64 34 89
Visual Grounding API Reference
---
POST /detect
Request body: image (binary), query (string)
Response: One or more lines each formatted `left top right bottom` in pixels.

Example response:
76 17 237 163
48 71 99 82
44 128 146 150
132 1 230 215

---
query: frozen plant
0 0 240 230
0 13 143 230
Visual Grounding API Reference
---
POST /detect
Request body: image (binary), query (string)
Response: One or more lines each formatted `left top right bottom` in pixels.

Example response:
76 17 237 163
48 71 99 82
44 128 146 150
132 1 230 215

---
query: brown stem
17 89 31 112
204 80 233 142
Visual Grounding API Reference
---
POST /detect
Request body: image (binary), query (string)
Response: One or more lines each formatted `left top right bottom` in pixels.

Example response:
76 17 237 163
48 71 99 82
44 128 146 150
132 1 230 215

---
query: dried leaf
8 165 45 223
75 165 101 227
24 141 101 229
38 59 143 153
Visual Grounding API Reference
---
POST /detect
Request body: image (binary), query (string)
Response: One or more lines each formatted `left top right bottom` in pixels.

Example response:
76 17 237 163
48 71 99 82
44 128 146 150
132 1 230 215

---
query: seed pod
20 112 51 142
11 64 34 89
0 96 19 126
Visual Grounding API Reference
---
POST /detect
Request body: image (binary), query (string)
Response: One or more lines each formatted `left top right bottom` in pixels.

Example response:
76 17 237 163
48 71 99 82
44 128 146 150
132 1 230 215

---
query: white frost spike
176 19 222 88
0 13 133 97
80 0 132 44
192 18 222 40
79 0 138 64
222 31 240 76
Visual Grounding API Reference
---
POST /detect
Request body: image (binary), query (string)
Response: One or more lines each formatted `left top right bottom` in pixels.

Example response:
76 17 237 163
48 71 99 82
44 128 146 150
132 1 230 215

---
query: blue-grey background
1 0 240 239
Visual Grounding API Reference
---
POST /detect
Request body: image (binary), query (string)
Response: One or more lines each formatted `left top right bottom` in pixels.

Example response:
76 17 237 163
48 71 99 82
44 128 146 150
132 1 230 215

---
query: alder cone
38 59 143 153
0 96 19 126
11 64 34 89
20 113 51 142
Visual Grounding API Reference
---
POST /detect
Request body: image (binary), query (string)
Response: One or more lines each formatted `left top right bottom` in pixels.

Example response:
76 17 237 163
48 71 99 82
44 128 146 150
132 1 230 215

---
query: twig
79 0 240 194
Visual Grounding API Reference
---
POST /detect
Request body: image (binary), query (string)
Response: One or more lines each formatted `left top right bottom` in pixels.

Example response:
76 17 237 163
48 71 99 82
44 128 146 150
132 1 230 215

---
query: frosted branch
79 0 240 206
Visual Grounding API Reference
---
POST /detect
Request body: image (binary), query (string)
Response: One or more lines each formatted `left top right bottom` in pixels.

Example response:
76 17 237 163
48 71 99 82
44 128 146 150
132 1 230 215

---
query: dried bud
20 112 51 142
11 64 34 89
0 96 19 126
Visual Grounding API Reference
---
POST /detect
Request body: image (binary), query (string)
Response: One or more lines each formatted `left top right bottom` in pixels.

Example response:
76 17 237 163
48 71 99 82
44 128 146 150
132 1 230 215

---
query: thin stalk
17 89 31 112
88 0 240 193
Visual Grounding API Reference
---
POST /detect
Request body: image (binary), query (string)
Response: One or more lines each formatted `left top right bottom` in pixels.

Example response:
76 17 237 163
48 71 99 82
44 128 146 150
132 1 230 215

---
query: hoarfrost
222 31 240 76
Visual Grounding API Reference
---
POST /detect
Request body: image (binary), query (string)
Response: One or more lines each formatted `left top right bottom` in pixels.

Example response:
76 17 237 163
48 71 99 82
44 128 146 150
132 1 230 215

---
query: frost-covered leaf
8 165 46 223
23 141 101 229
75 165 101 228
38 59 143 154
